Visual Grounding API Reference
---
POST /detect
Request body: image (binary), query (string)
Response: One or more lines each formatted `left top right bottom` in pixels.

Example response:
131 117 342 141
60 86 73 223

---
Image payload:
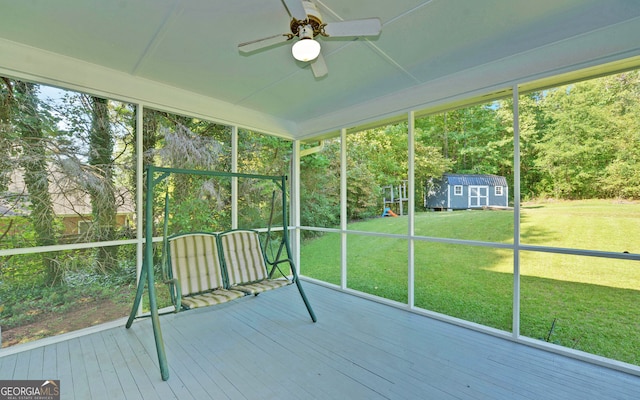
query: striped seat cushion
232 279 292 295
219 230 292 294
180 289 245 309
169 233 225 296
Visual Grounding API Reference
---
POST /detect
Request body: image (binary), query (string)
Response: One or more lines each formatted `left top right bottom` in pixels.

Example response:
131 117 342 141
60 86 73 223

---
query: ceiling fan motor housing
290 0 324 37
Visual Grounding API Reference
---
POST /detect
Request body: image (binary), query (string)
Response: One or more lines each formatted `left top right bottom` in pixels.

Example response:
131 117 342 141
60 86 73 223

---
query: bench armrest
267 257 296 280
164 278 182 313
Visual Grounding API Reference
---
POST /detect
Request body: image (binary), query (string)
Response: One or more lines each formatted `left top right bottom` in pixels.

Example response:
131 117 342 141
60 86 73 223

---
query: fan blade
281 0 307 21
323 18 382 37
238 33 292 53
310 53 328 78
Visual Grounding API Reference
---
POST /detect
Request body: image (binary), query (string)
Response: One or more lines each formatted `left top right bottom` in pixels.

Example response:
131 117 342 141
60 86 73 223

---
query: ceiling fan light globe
292 38 321 62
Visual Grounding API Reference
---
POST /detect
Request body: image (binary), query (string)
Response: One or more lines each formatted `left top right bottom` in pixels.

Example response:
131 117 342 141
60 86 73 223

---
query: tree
88 96 119 273
154 122 230 232
0 78 15 193
598 72 640 198
534 78 624 199
299 139 340 230
416 103 512 175
510 93 550 199
13 81 61 284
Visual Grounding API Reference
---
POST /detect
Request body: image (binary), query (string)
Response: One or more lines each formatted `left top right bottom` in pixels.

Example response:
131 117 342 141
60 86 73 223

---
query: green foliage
416 103 512 176
0 275 134 330
532 72 640 199
300 140 340 232
346 157 380 220
0 252 45 287
238 130 291 175
299 192 340 233
169 195 229 233
0 244 137 330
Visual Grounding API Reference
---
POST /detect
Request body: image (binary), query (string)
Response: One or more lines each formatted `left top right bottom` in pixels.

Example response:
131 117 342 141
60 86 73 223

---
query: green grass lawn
300 199 640 366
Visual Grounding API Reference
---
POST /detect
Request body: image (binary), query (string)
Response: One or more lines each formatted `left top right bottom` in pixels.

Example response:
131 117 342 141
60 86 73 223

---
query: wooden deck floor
1 282 639 399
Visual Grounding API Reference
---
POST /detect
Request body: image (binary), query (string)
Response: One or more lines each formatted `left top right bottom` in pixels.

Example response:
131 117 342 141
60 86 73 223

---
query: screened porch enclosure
2 57 640 379
1 0 640 396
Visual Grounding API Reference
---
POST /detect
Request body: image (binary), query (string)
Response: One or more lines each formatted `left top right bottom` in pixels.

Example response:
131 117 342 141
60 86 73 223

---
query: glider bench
166 229 316 321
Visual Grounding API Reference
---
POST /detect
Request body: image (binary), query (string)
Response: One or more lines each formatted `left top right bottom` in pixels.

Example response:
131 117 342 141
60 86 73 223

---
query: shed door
469 185 489 208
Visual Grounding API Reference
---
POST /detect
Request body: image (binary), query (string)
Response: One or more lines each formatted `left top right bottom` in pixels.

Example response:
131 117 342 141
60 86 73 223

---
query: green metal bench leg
124 257 170 380
295 278 317 322
125 165 170 381
147 260 170 381
125 266 147 329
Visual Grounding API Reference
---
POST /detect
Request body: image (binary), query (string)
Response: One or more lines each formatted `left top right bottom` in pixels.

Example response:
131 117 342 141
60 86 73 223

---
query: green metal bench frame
125 166 316 381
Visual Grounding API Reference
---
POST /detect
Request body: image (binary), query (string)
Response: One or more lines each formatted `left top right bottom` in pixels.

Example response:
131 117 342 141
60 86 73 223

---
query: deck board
1 282 639 399
55 340 75 399
101 331 143 400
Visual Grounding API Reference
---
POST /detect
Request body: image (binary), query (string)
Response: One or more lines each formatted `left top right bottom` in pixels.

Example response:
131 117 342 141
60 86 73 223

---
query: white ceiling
1 0 640 140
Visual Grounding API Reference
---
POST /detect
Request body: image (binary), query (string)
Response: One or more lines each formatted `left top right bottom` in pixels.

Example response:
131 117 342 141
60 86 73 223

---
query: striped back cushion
169 233 224 296
219 230 268 286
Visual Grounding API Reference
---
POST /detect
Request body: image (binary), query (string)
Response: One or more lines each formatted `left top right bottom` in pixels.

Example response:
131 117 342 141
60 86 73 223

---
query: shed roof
444 173 508 187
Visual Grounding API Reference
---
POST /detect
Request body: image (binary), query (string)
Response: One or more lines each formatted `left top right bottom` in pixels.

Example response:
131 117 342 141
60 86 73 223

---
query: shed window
454 185 463 196
495 186 503 196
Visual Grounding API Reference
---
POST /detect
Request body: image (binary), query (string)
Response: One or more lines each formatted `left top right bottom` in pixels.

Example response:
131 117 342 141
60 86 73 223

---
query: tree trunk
14 82 61 285
89 96 118 273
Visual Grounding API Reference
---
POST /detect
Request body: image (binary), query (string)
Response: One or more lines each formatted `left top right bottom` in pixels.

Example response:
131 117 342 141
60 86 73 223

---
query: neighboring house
425 173 509 210
1 168 135 237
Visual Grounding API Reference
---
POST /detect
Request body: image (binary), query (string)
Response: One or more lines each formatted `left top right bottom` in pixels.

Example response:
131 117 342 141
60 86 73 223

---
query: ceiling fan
238 0 382 78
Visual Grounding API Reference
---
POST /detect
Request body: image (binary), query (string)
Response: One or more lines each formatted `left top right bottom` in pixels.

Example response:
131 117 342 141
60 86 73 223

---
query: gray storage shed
425 173 509 210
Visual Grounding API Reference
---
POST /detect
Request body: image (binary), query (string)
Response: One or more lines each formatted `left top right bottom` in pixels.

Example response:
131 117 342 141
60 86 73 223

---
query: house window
78 220 91 235
454 185 463 196
495 186 503 196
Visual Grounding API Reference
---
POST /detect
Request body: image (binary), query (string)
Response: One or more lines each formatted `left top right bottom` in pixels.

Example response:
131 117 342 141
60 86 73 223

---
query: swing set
125 165 316 381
